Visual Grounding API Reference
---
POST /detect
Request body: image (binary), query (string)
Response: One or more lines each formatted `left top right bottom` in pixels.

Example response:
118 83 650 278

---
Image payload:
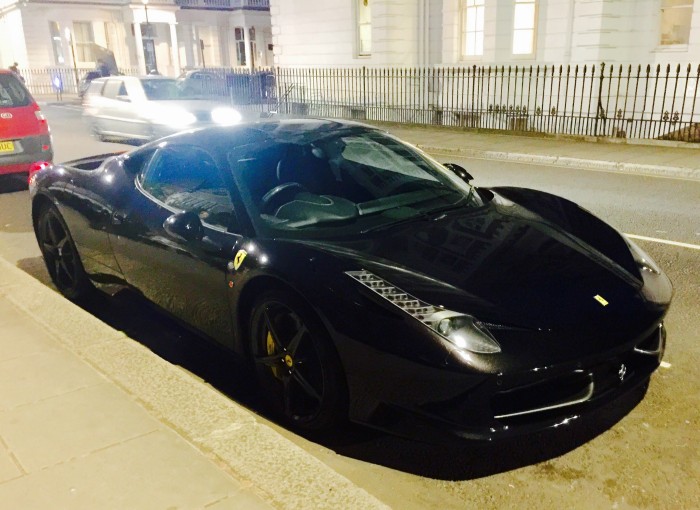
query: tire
249 290 347 432
35 204 94 301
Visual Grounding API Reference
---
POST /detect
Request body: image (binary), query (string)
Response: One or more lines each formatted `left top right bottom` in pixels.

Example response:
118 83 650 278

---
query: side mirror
443 163 474 182
163 211 203 243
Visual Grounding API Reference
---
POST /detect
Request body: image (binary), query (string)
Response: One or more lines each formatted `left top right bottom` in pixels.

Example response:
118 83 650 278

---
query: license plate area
0 140 16 153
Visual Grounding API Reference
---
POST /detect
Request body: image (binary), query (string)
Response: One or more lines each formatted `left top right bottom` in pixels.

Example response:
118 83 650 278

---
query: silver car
83 75 242 142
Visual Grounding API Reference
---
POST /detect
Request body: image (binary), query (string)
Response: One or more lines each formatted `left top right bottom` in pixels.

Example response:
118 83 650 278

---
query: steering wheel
261 182 308 215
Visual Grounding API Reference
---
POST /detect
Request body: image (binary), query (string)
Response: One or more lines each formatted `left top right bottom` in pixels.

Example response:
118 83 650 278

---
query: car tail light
35 110 47 125
28 161 52 185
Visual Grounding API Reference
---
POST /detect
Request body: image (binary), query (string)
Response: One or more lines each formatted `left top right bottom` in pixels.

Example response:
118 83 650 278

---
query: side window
102 79 123 99
140 144 236 230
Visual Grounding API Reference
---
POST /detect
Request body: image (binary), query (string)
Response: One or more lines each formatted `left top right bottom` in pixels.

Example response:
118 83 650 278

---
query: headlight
625 236 661 275
151 107 197 128
346 270 501 354
211 107 242 125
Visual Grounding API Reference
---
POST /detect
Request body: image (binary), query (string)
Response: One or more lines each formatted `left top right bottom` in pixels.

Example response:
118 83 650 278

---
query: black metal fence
18 63 700 142
19 66 139 96
274 64 700 142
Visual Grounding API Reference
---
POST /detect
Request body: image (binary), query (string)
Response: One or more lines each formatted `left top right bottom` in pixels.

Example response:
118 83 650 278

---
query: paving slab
0 255 387 509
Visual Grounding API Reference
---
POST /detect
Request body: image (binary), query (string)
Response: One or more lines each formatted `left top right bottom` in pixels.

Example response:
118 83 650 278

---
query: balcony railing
175 0 269 10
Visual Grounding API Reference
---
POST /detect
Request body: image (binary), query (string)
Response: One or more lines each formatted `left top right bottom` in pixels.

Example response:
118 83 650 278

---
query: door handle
112 210 128 225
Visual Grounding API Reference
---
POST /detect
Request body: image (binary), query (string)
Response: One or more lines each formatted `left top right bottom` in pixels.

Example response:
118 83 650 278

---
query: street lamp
141 0 158 73
64 27 79 94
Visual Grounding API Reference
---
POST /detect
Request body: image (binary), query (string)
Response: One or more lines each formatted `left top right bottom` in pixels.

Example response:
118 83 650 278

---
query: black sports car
29 119 672 442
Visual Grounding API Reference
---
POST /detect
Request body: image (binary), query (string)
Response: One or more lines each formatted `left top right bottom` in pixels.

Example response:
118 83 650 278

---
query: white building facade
0 0 273 75
269 0 700 67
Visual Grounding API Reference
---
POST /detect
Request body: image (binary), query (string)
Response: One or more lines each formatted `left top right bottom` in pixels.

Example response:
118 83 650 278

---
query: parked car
82 75 242 142
176 69 232 97
29 119 671 441
0 69 53 178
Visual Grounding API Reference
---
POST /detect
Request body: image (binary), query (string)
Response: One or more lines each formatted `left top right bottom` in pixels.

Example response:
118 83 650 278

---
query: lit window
357 0 371 56
463 0 485 57
48 21 65 65
660 0 693 45
512 0 536 55
72 21 95 62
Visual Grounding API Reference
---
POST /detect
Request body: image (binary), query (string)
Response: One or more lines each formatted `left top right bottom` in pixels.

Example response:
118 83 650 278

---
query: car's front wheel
36 204 93 301
250 290 347 432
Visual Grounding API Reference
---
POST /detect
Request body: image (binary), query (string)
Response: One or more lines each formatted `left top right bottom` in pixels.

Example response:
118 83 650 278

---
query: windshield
140 78 200 100
228 127 482 239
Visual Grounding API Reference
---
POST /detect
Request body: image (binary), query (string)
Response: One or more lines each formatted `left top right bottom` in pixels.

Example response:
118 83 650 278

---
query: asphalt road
0 104 698 509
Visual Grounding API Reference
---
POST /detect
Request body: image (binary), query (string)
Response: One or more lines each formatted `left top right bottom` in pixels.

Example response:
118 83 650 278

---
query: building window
72 21 95 62
234 27 246 66
49 21 65 65
462 0 485 57
512 0 536 55
357 0 371 56
660 0 693 45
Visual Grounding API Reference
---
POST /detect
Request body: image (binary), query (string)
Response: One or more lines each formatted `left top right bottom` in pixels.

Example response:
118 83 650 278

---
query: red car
0 69 53 178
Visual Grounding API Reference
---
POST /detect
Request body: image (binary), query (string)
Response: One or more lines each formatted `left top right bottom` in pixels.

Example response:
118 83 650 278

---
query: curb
418 145 700 181
0 257 388 510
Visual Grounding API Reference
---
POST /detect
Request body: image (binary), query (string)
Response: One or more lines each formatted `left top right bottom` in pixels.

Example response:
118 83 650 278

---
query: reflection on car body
29 119 672 443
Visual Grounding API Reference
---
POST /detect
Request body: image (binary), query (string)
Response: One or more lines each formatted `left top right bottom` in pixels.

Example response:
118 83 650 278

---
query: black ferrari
29 119 672 441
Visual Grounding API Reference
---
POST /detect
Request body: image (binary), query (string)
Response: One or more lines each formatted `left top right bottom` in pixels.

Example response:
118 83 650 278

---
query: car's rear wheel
250 290 347 432
36 204 93 301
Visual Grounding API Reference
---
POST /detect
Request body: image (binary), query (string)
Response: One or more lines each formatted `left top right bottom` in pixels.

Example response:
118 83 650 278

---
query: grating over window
660 0 693 45
512 0 536 55
463 0 485 57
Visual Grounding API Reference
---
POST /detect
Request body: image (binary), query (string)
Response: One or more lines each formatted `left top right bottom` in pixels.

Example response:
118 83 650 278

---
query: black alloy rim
39 211 80 291
254 302 325 423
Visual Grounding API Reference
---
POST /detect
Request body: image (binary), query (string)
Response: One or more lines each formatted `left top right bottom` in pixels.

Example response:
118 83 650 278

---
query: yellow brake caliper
266 331 281 379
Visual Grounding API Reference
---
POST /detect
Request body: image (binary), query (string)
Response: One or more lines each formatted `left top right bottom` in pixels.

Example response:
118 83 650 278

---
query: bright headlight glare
346 270 501 354
625 237 661 275
212 107 242 125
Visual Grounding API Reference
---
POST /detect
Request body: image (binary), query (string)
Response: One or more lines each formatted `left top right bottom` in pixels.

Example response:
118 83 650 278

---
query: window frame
461 0 485 59
511 0 537 57
659 0 694 46
356 0 372 57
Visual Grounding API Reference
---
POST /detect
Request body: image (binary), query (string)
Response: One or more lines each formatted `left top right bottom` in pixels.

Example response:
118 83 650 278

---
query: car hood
295 188 669 334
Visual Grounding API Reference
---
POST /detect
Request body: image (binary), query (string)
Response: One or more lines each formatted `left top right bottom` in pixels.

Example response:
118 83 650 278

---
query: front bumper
347 323 666 443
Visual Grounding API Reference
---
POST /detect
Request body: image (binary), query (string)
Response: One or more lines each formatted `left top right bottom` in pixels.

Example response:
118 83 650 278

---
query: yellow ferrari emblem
233 249 247 270
593 294 609 306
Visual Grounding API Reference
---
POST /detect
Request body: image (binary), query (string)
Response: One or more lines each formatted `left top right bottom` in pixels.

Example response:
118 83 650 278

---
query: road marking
625 234 700 250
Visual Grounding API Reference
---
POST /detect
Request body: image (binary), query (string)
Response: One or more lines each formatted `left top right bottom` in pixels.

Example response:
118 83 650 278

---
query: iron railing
20 66 139 96
17 63 700 142
274 64 700 142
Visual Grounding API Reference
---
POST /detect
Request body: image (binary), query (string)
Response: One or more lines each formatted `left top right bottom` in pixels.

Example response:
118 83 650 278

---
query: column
169 23 180 76
243 25 252 70
134 22 147 75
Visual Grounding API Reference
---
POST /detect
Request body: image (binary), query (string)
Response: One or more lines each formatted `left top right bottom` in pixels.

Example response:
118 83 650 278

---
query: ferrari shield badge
233 249 247 270
593 294 609 306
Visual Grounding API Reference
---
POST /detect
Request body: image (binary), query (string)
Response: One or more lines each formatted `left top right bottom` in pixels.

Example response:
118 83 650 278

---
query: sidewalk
0 257 387 510
373 123 700 181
